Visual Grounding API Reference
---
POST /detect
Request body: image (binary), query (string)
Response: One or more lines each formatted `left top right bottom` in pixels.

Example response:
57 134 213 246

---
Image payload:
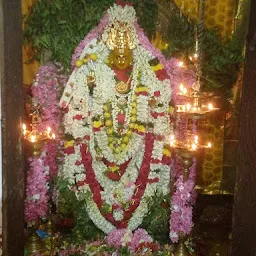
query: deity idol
60 3 173 234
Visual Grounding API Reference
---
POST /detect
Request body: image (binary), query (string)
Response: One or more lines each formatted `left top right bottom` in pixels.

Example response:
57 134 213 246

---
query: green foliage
23 0 158 70
140 192 170 244
163 3 243 97
57 178 105 242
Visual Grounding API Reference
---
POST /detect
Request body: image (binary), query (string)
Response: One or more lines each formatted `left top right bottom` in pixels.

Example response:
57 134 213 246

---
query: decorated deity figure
60 3 173 234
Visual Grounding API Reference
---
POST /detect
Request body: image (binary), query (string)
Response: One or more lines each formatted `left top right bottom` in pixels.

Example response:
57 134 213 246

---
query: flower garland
25 157 49 223
25 64 67 223
58 3 177 235
32 64 66 132
169 158 196 243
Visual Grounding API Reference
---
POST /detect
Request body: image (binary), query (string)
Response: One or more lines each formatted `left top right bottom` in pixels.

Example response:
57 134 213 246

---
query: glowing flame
178 61 184 67
183 88 187 95
207 142 212 148
22 124 26 130
47 127 51 134
31 135 36 143
194 53 198 58
194 135 199 144
170 135 175 146
52 133 56 139
180 83 184 92
186 103 191 111
192 143 197 151
208 103 213 110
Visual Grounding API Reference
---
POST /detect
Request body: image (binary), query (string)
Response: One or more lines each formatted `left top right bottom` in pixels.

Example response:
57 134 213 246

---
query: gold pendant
115 81 129 94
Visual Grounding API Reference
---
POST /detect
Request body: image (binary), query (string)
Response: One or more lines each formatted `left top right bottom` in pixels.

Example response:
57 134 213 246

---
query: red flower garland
80 133 155 228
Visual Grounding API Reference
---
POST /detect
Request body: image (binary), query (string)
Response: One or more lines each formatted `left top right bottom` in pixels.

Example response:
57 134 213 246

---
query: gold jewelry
115 73 132 94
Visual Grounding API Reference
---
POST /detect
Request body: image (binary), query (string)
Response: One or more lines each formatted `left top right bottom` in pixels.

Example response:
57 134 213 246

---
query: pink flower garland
32 64 67 132
25 158 49 223
106 228 153 252
25 64 67 223
169 159 197 243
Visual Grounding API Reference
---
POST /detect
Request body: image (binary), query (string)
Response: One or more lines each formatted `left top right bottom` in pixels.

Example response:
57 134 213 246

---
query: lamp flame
208 103 213 110
31 135 36 143
178 61 184 67
192 143 197 151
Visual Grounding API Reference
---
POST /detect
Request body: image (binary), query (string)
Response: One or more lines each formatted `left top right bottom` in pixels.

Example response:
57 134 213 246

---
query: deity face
110 47 133 70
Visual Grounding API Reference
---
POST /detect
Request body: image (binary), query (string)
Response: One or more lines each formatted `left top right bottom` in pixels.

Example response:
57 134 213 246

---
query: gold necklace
115 73 132 94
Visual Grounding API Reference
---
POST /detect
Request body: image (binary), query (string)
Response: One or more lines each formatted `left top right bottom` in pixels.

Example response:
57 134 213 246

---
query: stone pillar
0 0 24 255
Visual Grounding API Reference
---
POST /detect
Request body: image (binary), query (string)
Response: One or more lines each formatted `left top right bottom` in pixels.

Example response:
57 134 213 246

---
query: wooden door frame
231 1 256 255
0 0 24 255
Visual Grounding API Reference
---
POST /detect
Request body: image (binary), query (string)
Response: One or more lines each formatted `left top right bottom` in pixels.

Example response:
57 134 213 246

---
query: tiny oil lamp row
22 124 56 143
169 134 212 152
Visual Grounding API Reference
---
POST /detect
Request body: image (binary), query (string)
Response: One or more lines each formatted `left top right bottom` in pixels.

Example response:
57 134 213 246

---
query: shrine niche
22 0 245 255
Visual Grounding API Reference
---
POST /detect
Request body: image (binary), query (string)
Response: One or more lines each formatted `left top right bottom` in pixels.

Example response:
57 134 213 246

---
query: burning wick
22 124 27 135
180 83 184 92
178 61 184 67
194 135 199 144
208 103 213 110
31 135 36 143
179 83 187 95
170 135 175 146
192 143 197 151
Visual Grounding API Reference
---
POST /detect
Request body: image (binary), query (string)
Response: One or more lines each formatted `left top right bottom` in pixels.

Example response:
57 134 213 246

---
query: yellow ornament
151 63 163 72
123 136 129 144
121 143 127 150
163 148 171 157
90 53 98 61
64 140 75 148
127 130 133 137
105 120 113 127
82 57 89 64
109 143 114 149
75 59 83 68
103 105 109 111
169 106 174 114
93 120 102 128
130 115 137 122
131 108 137 115
131 102 137 108
138 125 146 133
129 123 135 129
104 112 111 118
107 128 113 135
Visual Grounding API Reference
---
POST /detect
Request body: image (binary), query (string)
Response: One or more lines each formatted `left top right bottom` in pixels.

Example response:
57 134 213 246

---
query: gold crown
105 23 136 50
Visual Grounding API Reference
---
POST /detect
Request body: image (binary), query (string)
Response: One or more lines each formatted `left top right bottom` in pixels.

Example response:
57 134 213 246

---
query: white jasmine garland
60 3 174 234
152 140 164 160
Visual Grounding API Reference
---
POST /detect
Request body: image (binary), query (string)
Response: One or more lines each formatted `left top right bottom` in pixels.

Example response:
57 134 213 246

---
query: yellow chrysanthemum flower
163 148 171 157
151 63 163 71
137 125 146 133
169 106 174 114
64 140 75 148
93 120 102 128
109 165 120 172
